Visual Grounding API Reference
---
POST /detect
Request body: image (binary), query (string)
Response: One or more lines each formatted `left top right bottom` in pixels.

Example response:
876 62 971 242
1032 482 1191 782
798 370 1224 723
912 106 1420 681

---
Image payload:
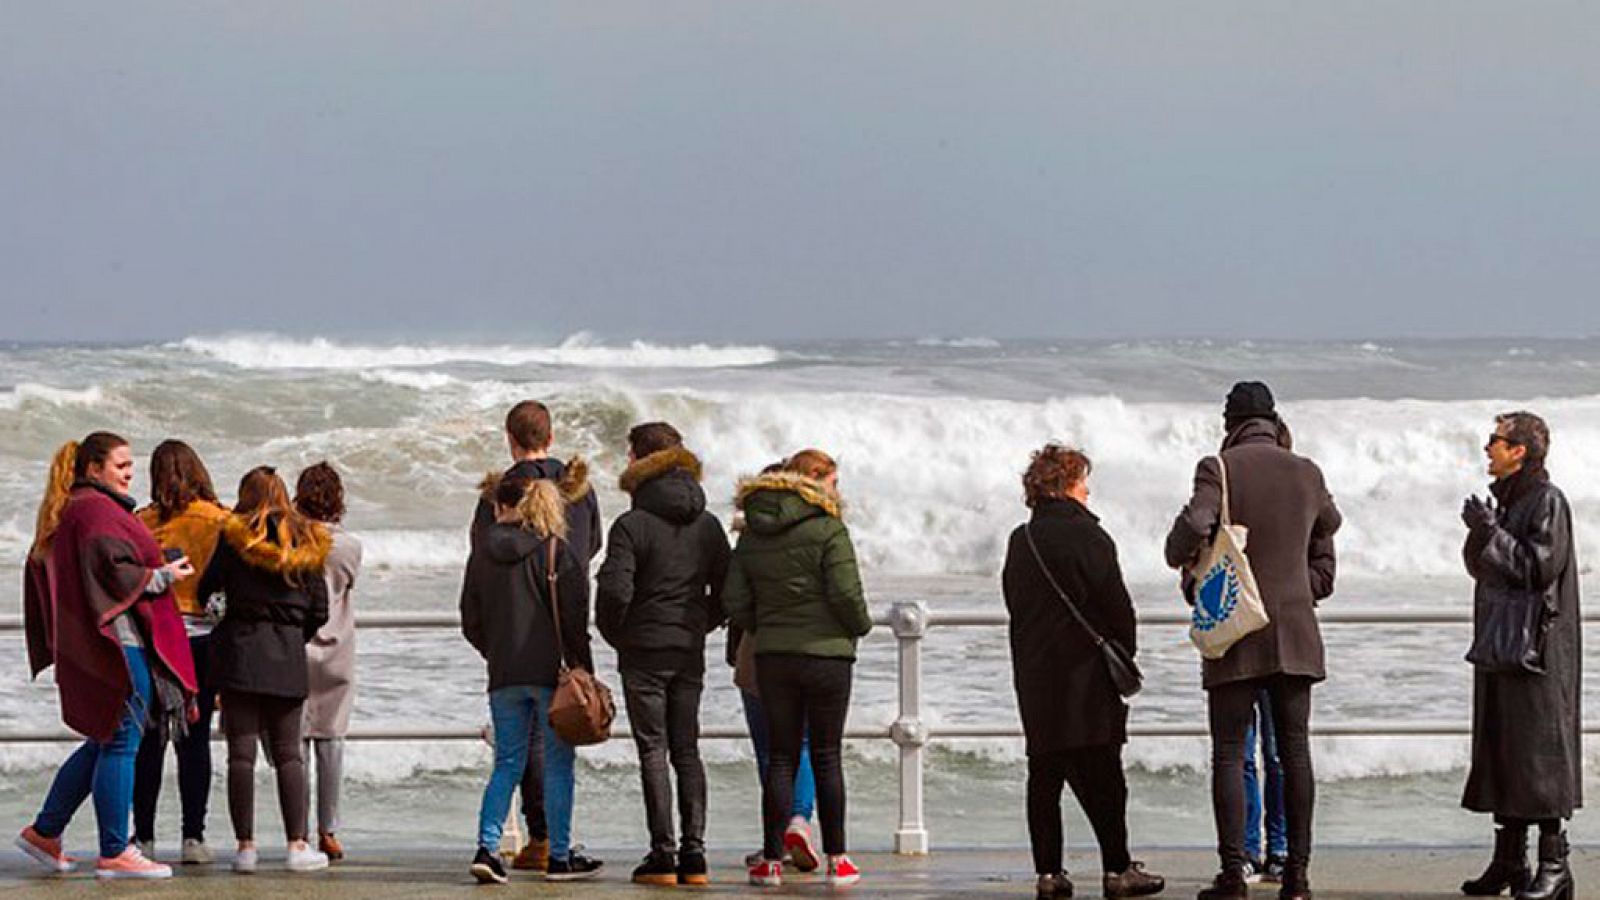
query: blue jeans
34 646 153 859
1243 688 1287 859
477 686 576 860
740 689 815 821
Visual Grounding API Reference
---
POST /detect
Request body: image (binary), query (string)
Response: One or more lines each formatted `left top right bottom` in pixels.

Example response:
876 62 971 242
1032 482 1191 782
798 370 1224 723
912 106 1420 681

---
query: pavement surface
2 846 1595 898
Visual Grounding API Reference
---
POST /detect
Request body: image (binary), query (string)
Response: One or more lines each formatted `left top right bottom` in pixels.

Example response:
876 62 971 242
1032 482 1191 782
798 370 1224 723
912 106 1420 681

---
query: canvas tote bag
539 541 615 745
1187 455 1270 659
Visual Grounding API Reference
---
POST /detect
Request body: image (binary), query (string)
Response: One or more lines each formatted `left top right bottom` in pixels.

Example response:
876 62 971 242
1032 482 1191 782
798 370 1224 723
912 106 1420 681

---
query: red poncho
24 485 196 743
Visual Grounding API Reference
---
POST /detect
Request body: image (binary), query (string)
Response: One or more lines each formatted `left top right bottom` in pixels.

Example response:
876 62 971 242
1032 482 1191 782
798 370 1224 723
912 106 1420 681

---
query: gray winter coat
1165 419 1342 690
1461 465 1583 820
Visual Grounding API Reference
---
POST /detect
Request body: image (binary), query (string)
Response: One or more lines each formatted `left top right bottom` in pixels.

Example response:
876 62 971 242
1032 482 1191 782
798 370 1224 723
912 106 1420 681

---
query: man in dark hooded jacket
468 399 601 872
1458 411 1581 900
596 422 731 887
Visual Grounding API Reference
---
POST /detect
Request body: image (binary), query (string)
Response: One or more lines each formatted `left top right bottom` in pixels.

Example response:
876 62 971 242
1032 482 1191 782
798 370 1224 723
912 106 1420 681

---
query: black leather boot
1515 831 1572 900
1463 825 1531 896
1197 866 1249 900
1277 859 1311 900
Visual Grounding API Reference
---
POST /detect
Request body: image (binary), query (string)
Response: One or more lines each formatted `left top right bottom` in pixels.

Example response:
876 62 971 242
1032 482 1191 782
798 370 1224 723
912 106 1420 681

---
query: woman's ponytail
516 480 569 541
29 441 79 561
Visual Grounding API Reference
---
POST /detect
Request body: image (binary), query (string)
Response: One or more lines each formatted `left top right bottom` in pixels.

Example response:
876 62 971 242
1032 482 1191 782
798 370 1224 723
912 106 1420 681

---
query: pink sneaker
784 817 820 872
748 858 782 887
15 826 75 874
827 854 861 887
96 845 173 880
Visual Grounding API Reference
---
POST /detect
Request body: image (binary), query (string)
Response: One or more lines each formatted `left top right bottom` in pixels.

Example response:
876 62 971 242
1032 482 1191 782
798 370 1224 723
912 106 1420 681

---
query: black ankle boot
1278 860 1311 900
1197 866 1249 900
1463 825 1531 896
1515 831 1572 900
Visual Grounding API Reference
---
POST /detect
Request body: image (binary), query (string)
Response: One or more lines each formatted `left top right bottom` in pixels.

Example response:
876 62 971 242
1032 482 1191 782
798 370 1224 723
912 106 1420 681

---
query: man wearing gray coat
1165 382 1340 900
1459 411 1581 900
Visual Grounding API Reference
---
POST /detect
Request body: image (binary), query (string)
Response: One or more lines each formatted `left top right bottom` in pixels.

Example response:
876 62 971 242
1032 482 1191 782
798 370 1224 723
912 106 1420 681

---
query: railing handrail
7 606 1595 632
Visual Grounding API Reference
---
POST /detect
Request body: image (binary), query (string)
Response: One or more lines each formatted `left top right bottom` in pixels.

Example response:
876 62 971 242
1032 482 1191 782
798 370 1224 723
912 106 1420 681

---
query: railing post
889 601 930 855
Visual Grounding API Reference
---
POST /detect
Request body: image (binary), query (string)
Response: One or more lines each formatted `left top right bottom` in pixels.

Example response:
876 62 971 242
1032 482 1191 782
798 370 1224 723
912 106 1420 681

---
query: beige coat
305 526 363 738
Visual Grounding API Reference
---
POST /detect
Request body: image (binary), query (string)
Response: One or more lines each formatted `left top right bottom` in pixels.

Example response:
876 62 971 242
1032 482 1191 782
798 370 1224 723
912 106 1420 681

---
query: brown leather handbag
539 540 615 746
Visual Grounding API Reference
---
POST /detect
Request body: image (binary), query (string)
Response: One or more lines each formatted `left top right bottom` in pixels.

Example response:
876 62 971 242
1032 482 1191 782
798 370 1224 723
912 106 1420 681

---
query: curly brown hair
293 461 346 524
1023 444 1091 508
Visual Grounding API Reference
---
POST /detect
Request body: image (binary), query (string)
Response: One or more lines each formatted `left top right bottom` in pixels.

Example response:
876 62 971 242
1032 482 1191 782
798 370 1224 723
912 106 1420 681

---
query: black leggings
756 654 852 858
1207 676 1314 874
1027 744 1131 874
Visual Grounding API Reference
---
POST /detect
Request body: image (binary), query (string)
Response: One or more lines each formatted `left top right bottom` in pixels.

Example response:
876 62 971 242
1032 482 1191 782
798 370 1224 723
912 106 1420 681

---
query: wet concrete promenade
2 847 1596 899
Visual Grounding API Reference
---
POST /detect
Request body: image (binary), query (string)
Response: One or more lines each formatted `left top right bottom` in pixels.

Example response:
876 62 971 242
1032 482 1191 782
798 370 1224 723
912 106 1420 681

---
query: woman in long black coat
1460 412 1581 900
1002 445 1164 900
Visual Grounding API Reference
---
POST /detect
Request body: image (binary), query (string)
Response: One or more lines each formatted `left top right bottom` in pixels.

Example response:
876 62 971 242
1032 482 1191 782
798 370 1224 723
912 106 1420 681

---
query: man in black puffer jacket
597 422 731 887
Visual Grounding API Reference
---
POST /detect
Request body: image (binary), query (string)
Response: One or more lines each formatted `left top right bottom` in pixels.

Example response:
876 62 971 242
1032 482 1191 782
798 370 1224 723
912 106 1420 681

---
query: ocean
1 334 1596 854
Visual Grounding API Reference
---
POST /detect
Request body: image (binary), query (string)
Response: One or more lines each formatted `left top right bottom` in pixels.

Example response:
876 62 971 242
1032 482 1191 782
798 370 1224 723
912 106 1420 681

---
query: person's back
596 425 731 886
462 520 590 690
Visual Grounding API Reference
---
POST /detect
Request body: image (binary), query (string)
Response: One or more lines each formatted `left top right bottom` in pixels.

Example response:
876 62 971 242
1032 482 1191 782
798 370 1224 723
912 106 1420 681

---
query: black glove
1461 495 1497 533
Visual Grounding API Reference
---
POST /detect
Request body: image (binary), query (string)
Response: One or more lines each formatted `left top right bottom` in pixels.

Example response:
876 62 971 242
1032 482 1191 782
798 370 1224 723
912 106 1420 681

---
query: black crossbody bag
1024 523 1144 698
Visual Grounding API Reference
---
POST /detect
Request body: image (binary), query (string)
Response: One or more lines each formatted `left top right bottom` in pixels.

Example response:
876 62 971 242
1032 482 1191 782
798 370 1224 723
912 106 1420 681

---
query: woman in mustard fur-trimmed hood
197 466 331 872
723 449 870 888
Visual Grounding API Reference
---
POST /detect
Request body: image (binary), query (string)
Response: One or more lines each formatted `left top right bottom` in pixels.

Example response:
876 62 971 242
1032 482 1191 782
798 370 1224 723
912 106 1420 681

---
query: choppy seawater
2 334 1598 850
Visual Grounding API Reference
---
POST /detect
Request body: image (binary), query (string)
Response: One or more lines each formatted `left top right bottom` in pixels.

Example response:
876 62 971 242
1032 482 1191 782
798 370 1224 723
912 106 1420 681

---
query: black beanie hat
1224 381 1276 423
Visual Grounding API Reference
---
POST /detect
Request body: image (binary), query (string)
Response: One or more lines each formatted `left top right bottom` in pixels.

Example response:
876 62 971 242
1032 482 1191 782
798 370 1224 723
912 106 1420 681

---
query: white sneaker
233 847 258 874
286 845 330 872
181 838 213 865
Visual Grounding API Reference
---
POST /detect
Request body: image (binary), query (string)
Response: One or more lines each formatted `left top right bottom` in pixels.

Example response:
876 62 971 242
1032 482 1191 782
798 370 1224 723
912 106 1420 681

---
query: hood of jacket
1221 417 1282 452
222 514 331 574
478 455 592 506
482 521 549 566
734 471 842 535
621 447 706 525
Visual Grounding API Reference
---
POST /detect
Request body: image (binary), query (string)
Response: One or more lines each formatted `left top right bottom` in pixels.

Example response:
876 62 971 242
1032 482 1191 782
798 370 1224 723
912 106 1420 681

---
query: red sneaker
827 854 862 887
96 845 173 880
784 817 820 872
748 858 783 887
15 826 75 874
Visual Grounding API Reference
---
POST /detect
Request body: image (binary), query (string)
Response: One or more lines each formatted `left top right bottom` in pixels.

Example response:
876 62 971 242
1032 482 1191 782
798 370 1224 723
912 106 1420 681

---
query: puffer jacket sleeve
555 542 595 672
702 515 733 632
459 554 486 657
595 517 636 649
822 524 872 638
722 544 755 632
1472 488 1572 603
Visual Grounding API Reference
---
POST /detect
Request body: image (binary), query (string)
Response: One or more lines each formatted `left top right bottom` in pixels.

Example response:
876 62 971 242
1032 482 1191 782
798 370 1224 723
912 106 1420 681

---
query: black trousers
1026 744 1132 874
134 632 217 842
1208 675 1315 874
520 717 547 841
622 664 708 855
757 653 852 858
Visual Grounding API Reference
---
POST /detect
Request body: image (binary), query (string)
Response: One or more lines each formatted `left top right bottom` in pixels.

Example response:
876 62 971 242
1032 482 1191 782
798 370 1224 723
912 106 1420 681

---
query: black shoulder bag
1024 523 1143 698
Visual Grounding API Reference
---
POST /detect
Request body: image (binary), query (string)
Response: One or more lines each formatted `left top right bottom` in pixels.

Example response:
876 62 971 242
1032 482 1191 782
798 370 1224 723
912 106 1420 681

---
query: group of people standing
17 435 361 879
459 401 871 888
11 382 1582 900
1004 382 1579 900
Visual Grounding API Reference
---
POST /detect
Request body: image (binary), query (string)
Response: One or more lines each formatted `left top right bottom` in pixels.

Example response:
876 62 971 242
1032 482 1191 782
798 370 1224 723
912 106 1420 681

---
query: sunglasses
1485 434 1521 451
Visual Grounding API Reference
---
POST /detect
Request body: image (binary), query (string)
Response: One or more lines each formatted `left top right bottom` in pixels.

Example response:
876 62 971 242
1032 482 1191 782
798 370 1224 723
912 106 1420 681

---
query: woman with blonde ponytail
18 433 199 880
460 476 599 884
196 466 331 873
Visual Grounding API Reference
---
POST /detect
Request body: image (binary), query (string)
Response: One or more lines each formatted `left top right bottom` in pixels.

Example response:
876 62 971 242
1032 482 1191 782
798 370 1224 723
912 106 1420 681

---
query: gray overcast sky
3 2 1598 343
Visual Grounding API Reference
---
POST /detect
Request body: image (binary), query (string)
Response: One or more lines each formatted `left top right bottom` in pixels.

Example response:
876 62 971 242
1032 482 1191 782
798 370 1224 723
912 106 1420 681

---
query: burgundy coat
27 484 197 742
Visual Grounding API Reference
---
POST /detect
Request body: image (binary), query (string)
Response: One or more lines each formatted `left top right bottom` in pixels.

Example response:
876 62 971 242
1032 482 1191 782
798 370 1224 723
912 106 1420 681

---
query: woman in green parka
723 449 872 889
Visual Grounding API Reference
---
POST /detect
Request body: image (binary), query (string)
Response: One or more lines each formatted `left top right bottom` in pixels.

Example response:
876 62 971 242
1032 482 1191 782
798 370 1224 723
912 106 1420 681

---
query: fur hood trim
478 456 593 506
734 471 843 519
221 515 331 574
619 447 702 494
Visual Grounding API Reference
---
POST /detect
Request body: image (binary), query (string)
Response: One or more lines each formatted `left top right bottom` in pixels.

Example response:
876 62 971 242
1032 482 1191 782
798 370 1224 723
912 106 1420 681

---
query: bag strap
1023 522 1109 650
1214 455 1233 528
540 539 571 674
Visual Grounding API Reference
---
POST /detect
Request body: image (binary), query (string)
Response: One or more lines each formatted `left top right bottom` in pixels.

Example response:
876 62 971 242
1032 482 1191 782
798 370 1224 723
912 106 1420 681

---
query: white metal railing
4 604 1600 854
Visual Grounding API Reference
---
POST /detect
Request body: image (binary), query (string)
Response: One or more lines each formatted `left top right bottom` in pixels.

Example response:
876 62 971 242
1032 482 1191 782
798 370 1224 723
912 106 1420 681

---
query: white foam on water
355 528 470 569
176 333 782 370
0 382 104 411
